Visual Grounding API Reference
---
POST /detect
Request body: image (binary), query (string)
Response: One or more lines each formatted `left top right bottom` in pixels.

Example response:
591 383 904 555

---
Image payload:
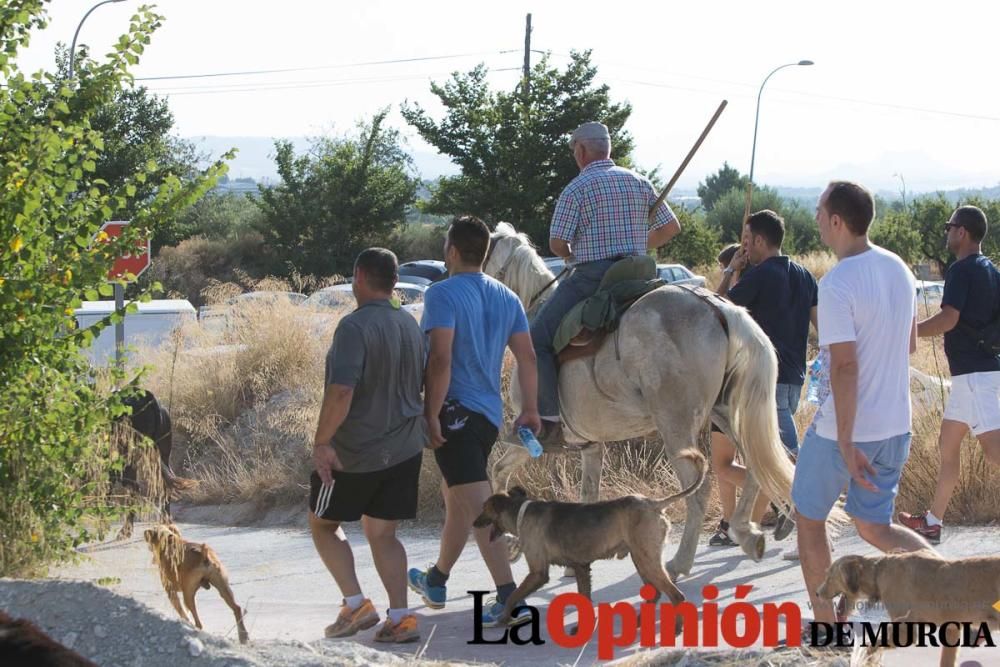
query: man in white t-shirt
791 181 934 629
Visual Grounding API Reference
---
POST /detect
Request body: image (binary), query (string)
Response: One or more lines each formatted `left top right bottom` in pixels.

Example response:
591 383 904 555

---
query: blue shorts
791 426 911 525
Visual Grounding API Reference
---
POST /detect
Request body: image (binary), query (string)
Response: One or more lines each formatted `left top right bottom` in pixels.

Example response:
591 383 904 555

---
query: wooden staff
648 99 728 223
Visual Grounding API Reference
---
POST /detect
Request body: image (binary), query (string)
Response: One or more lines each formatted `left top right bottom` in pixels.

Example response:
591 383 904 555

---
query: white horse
483 222 798 578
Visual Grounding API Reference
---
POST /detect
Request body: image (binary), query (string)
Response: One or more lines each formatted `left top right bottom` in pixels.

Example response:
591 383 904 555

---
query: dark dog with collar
473 449 706 626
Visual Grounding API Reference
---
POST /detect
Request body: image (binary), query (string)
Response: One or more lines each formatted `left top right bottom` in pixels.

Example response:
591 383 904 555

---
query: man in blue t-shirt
408 215 541 627
900 205 1000 544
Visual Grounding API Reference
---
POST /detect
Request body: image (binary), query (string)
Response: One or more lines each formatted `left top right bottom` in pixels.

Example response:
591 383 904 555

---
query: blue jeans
530 259 616 418
776 382 802 455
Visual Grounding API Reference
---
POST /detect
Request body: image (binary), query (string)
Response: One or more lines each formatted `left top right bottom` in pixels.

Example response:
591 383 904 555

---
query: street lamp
68 0 126 79
748 60 813 184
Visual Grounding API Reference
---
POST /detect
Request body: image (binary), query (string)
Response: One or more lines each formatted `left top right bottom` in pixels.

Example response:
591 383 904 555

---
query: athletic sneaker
324 598 379 638
480 597 534 628
897 511 942 544
374 614 420 643
408 566 447 609
708 521 736 547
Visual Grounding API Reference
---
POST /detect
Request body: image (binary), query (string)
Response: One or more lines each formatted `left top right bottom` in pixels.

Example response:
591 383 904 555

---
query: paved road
59 516 998 666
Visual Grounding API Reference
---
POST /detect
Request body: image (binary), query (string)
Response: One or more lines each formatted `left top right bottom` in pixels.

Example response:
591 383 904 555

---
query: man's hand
839 442 877 492
728 247 749 274
426 414 446 450
312 443 343 486
514 409 542 435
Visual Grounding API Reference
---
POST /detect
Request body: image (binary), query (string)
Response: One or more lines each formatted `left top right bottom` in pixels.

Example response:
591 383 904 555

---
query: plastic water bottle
806 352 830 405
517 426 544 458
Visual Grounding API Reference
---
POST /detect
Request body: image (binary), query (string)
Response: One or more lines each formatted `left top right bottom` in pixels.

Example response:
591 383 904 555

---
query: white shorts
943 371 1000 435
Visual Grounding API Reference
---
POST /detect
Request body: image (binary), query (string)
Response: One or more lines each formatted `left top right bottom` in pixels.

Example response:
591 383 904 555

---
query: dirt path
44 511 998 666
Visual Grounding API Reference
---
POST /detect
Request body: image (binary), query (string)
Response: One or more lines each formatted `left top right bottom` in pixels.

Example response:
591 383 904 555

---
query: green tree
658 208 719 268
402 51 635 247
706 186 820 255
697 162 749 212
254 110 418 277
869 212 923 265
173 191 263 241
55 46 203 251
0 3 227 575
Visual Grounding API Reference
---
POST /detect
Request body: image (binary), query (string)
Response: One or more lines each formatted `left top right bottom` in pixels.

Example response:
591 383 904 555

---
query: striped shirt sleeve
647 182 678 230
550 189 581 242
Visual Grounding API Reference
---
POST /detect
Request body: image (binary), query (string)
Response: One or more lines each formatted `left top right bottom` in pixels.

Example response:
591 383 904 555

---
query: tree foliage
658 208 719 269
706 185 820 255
253 110 418 277
0 3 227 575
697 162 749 212
402 51 635 247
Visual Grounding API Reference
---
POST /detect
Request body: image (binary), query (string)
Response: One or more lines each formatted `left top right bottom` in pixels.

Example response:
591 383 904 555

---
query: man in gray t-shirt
309 248 427 644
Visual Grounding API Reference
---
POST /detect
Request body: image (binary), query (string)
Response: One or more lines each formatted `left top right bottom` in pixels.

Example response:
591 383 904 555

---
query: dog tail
651 449 706 510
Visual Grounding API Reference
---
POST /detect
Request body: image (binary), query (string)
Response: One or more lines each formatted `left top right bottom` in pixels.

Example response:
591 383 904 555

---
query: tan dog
473 449 706 626
817 551 1000 666
143 524 249 644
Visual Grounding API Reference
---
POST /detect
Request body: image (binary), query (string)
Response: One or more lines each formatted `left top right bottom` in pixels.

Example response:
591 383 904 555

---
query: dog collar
516 500 534 535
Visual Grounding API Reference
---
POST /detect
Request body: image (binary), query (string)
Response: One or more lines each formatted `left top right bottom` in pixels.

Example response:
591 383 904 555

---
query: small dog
473 449 706 626
0 611 97 666
817 551 1000 666
143 524 249 644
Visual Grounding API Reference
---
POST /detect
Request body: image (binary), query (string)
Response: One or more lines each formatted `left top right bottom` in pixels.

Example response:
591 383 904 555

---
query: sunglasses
944 222 964 232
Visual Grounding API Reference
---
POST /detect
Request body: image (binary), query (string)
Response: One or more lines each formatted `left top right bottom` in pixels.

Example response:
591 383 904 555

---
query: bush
391 223 447 262
146 234 273 306
0 4 225 576
658 208 719 269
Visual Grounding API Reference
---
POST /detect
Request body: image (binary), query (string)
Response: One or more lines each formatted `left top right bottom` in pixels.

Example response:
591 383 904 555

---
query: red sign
98 221 150 281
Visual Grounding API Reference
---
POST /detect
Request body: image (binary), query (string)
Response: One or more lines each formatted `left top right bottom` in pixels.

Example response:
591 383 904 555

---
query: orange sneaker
374 614 420 643
324 599 379 638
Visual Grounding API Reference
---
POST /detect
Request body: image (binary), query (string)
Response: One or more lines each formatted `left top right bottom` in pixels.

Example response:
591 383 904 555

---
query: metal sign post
94 221 151 370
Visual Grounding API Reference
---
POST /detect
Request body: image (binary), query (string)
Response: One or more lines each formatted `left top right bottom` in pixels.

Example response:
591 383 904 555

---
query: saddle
552 255 664 364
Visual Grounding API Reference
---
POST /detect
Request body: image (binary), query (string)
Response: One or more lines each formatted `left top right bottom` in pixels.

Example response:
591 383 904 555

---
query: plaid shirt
550 159 677 264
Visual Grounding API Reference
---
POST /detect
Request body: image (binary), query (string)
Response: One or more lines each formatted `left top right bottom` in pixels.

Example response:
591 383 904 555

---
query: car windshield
303 289 354 310
399 264 445 281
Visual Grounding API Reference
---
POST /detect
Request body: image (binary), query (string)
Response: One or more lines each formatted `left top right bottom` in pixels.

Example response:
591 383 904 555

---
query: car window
399 265 445 281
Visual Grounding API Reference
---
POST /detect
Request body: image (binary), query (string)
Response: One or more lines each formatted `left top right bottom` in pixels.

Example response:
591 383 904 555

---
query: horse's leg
665 448 710 579
729 471 765 561
492 444 531 489
563 442 603 578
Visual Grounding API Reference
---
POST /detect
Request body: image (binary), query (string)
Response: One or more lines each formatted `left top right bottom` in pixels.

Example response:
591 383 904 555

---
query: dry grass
144 263 996 528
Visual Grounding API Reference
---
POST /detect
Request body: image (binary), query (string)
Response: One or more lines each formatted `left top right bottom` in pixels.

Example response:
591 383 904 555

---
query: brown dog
473 449 706 626
143 524 249 644
817 551 1000 666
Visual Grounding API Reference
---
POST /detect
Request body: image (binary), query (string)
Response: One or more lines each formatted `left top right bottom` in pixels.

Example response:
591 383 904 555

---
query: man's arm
917 305 959 338
424 327 454 448
314 385 354 448
829 341 876 491
550 238 572 259
507 331 542 433
717 248 751 298
810 306 818 333
647 220 681 252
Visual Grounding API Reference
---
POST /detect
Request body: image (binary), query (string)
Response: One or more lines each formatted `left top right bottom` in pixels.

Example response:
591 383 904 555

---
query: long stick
648 100 728 223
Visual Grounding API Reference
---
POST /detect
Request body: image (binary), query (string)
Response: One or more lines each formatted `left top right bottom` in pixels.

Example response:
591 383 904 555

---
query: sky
17 0 1000 193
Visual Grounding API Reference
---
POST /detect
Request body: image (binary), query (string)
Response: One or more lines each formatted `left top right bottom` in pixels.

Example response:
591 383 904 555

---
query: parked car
75 299 197 367
398 260 448 285
915 280 945 303
656 263 706 287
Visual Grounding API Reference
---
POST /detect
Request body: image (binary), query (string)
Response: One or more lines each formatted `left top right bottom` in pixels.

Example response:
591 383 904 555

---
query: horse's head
484 222 555 308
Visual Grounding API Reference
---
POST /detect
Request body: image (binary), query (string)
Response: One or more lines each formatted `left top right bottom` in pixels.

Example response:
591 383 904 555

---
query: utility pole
522 13 532 99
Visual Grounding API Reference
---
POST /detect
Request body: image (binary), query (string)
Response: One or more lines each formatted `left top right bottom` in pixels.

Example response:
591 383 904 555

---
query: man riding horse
533 121 681 448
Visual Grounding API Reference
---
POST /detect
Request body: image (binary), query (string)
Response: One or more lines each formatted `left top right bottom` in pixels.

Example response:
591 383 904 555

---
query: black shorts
710 422 722 434
309 452 422 522
434 399 499 487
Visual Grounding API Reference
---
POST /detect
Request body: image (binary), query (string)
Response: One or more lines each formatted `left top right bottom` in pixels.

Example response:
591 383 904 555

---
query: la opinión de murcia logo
467 585 999 660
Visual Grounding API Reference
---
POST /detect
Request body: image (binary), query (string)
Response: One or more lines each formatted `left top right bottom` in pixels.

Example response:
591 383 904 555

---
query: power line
135 50 518 82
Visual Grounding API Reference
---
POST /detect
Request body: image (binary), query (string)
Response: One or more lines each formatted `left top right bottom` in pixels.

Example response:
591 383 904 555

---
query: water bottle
806 351 830 405
517 426 544 458
806 357 822 404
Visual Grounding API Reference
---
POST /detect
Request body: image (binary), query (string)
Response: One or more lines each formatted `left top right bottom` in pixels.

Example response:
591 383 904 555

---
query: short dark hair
718 243 740 267
354 247 398 292
745 209 785 249
952 205 988 242
824 181 875 236
447 215 491 266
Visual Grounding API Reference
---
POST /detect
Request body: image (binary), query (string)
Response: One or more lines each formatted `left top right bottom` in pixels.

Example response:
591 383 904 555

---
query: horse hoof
748 533 765 561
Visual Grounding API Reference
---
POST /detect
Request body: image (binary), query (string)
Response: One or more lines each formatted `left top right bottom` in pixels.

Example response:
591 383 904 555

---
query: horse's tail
721 305 796 513
651 449 706 510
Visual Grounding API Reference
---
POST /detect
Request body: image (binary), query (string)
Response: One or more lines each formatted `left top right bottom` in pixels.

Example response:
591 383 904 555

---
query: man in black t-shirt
709 210 818 550
900 205 1000 544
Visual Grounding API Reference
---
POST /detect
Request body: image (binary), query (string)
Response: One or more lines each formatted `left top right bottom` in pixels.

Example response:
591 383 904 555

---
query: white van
74 299 197 366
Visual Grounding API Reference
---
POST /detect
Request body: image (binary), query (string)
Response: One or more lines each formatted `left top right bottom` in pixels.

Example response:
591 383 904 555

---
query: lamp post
748 60 813 185
68 0 126 79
